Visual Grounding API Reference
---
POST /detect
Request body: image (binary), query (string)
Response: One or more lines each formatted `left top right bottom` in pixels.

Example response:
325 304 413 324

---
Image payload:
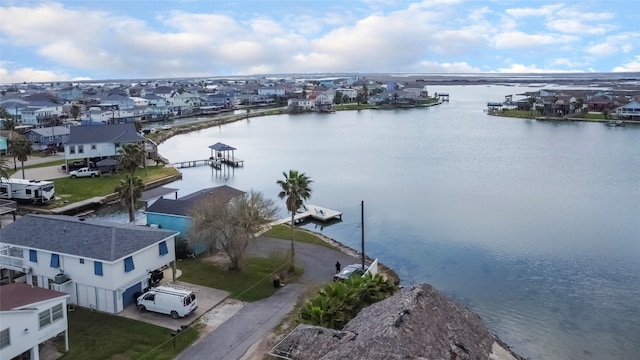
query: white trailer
0 178 55 204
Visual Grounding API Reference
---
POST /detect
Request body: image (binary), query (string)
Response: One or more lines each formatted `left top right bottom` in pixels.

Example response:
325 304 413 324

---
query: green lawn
495 109 538 119
57 307 198 360
264 224 339 250
178 254 302 302
584 112 606 120
47 166 178 206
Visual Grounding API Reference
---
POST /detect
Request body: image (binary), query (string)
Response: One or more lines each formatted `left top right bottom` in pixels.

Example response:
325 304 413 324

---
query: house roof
270 284 501 360
146 185 244 216
65 123 144 145
27 126 71 137
0 214 178 262
0 282 69 310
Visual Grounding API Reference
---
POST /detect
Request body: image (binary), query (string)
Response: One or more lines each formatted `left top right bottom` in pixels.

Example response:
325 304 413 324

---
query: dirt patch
198 298 245 331
201 251 232 268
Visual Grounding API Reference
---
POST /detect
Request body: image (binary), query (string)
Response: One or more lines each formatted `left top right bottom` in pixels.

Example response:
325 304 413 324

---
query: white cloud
493 31 577 50
585 34 637 56
505 4 563 18
0 65 71 83
546 19 614 35
415 61 481 73
612 56 640 72
496 63 583 73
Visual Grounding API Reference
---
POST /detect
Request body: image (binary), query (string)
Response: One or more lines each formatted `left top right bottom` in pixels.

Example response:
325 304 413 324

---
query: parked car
161 124 172 130
69 167 101 178
333 263 367 281
136 285 198 319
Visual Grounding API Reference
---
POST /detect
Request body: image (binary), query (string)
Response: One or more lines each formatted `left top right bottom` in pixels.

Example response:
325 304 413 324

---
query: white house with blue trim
0 214 178 314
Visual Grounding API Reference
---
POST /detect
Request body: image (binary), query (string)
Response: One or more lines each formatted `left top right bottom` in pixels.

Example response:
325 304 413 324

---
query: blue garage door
122 283 142 308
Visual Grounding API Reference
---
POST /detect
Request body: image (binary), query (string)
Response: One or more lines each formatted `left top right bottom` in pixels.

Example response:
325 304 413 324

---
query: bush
175 237 194 259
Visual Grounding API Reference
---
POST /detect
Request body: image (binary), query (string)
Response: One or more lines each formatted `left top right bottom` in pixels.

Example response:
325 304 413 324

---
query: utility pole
361 200 365 270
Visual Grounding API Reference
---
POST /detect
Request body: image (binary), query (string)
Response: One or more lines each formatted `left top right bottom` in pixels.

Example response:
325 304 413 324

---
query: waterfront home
145 185 245 255
0 283 70 360
615 100 640 119
63 123 145 171
287 98 315 112
0 214 178 314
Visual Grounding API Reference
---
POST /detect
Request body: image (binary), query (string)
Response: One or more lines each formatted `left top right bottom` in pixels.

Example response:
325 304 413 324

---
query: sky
0 0 639 83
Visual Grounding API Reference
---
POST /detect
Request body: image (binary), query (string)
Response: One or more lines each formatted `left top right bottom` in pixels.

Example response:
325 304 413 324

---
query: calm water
103 85 640 359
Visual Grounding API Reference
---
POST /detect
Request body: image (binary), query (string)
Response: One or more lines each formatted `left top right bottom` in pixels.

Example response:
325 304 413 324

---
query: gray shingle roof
0 214 178 262
146 185 244 217
65 123 144 145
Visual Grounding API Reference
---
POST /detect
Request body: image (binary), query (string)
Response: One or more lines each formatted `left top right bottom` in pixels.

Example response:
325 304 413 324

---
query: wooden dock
272 204 342 226
222 158 244 167
174 160 210 168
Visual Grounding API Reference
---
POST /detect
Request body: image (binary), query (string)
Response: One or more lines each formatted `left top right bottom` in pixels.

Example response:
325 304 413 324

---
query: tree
118 143 145 175
1 114 19 171
11 138 32 179
70 105 80 121
277 170 313 272
115 174 144 223
188 190 278 270
0 155 12 179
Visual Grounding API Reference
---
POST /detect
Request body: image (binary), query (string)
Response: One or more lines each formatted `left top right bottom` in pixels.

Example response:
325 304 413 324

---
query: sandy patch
199 298 245 331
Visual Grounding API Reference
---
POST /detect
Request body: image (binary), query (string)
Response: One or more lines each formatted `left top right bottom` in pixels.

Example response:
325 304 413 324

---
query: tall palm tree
277 170 313 272
1 116 18 170
11 138 32 179
118 143 145 175
115 173 144 222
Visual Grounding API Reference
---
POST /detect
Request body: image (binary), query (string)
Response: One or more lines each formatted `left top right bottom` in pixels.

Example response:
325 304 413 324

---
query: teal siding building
145 185 244 255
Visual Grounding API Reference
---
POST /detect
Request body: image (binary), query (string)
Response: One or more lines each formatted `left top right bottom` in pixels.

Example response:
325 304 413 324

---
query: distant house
0 214 178 314
63 123 145 170
145 186 245 255
23 126 70 151
287 99 315 112
19 104 64 128
0 283 70 360
615 100 640 119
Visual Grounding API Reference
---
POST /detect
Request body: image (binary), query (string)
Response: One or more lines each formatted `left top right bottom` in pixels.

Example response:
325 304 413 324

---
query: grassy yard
56 307 198 360
264 224 339 251
494 109 538 119
178 252 302 302
584 112 606 120
47 166 178 207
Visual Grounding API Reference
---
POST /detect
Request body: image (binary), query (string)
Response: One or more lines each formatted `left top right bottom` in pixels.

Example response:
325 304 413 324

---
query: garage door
122 283 142 308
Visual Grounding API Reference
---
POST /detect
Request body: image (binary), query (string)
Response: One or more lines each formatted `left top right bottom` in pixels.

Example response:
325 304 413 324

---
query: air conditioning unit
53 273 69 284
22 266 32 274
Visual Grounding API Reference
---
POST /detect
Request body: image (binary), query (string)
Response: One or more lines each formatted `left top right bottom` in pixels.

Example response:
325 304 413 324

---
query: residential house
58 85 83 102
257 87 286 97
615 100 640 119
287 98 315 112
23 126 70 151
0 283 70 360
145 186 245 255
63 123 146 169
0 214 178 313
335 88 358 102
19 104 64 128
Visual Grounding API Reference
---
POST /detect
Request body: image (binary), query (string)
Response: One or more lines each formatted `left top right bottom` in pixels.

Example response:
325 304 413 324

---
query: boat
604 120 625 127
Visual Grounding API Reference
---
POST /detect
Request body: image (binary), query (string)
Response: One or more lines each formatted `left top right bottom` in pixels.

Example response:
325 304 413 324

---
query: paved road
176 236 360 360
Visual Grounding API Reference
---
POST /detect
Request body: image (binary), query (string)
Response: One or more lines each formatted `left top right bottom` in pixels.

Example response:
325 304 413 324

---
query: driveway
176 236 360 359
118 281 229 331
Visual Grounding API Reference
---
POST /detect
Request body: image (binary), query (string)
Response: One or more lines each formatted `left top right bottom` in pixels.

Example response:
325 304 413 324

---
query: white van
136 285 198 319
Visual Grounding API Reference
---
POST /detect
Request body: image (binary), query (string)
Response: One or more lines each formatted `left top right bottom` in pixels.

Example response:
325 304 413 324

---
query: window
39 310 51 328
91 144 97 150
69 146 76 154
79 258 84 264
52 304 63 321
50 253 60 268
0 328 9 349
78 145 84 154
115 142 120 148
159 241 168 256
124 256 135 272
94 261 103 276
29 249 38 263
49 136 54 141
26 189 31 195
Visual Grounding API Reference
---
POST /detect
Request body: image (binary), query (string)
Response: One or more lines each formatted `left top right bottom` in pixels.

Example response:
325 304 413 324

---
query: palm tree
118 143 145 175
115 173 144 222
11 138 32 179
277 170 313 272
1 116 18 170
0 155 12 180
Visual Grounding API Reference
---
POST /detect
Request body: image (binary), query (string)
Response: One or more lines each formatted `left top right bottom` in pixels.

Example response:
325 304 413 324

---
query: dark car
333 264 367 281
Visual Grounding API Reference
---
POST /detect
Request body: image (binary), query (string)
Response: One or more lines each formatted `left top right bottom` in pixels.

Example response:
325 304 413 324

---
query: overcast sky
1 0 639 83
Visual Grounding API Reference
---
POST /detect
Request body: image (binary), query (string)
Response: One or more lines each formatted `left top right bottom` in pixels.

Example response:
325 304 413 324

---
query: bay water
102 85 640 359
